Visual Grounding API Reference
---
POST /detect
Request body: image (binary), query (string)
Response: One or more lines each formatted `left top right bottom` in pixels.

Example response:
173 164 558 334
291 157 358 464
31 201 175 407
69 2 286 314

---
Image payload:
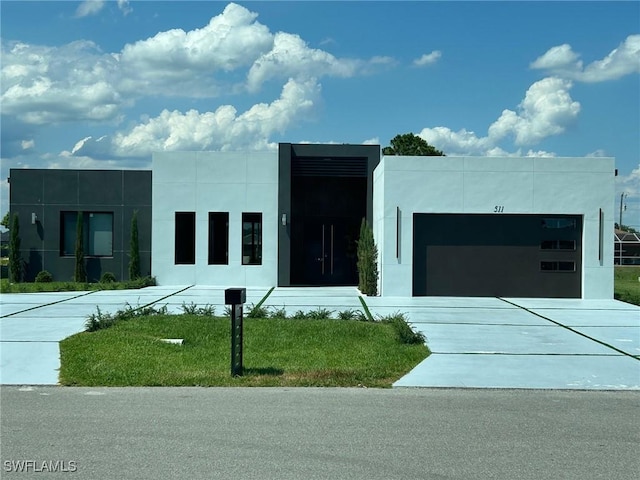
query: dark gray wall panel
8 169 151 282
43 171 79 204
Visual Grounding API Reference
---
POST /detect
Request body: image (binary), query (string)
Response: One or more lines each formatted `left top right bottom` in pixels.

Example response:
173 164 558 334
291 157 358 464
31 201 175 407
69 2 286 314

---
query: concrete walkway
1 286 638 388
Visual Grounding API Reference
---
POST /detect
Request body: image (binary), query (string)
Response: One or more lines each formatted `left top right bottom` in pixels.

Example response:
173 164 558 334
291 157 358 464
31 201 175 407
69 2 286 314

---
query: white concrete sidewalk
1 286 638 389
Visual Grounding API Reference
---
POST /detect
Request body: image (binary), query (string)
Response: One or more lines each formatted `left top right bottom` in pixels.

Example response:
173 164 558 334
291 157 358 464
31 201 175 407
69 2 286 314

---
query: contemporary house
8 143 616 298
152 144 615 299
7 169 151 282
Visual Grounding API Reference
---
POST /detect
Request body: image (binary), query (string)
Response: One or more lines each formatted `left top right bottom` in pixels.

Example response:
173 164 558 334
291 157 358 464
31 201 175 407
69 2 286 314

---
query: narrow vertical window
208 212 229 265
242 213 262 265
175 212 196 265
60 211 78 256
88 212 113 256
598 208 604 262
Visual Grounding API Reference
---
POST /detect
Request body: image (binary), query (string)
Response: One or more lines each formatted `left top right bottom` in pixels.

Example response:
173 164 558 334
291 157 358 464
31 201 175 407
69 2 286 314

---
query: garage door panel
413 214 582 298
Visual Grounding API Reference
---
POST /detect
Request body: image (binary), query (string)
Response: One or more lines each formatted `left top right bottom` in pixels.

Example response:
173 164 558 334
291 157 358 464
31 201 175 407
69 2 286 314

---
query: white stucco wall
374 156 615 299
152 151 278 286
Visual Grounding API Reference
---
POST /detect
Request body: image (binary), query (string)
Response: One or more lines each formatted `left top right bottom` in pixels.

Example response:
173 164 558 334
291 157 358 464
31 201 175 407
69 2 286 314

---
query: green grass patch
0 276 156 294
614 266 640 306
59 316 430 388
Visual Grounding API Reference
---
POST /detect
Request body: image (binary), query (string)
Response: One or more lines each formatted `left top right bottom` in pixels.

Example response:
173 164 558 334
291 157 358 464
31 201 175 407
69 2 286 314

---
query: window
540 240 576 250
175 212 196 265
242 213 262 265
541 261 575 272
60 212 113 257
541 218 576 229
208 212 229 265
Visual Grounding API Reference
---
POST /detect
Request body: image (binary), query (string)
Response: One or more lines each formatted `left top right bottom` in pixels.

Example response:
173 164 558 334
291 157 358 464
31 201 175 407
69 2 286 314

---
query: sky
1 1 639 228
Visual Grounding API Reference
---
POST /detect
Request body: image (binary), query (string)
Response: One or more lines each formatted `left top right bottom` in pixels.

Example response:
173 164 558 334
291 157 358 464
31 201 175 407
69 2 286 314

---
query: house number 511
494 206 504 213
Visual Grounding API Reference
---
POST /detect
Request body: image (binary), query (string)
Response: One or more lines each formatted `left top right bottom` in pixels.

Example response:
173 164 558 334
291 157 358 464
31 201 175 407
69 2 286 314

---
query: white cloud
117 0 132 16
1 41 124 124
418 126 493 155
20 139 35 150
413 50 442 67
531 34 640 82
362 137 380 145
418 77 579 155
119 3 273 95
586 149 608 158
72 78 321 158
2 1 387 128
618 164 640 198
530 44 581 71
488 77 580 145
247 32 357 91
75 1 105 18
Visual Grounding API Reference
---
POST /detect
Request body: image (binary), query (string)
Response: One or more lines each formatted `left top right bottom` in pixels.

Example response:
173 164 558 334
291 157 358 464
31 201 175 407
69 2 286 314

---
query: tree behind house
8 213 21 282
382 133 445 156
129 210 141 280
74 212 87 283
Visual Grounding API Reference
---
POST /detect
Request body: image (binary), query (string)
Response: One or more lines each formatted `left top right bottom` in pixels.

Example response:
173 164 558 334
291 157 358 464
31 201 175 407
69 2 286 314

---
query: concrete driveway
1 286 638 389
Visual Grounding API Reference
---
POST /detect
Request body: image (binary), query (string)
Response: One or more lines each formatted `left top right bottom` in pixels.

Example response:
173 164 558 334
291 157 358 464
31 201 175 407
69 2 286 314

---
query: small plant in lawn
291 310 308 320
269 306 288 319
35 270 53 283
223 305 232 317
306 307 334 320
85 307 117 332
247 303 269 318
379 312 426 345
180 302 215 316
100 272 117 283
85 302 167 332
337 309 357 320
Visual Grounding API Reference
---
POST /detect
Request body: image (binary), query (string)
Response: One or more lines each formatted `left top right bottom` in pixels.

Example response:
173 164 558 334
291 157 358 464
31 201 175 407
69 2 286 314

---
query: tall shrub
356 218 379 296
74 212 86 283
8 213 22 283
128 210 140 280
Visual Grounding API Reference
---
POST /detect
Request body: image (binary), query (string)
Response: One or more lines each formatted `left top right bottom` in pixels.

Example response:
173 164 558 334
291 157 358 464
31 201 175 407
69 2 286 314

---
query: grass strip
358 296 375 322
60 315 429 387
253 286 275 310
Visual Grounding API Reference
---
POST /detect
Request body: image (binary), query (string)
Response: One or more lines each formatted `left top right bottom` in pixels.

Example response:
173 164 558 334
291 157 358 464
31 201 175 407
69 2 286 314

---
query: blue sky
2 1 639 227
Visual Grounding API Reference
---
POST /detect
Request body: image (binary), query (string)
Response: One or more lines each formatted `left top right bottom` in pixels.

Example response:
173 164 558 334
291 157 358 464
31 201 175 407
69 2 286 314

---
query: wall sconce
281 213 287 226
31 212 38 225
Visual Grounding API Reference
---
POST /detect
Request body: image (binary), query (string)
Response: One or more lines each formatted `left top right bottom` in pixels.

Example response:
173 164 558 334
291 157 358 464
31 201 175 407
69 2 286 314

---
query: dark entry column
277 144 380 287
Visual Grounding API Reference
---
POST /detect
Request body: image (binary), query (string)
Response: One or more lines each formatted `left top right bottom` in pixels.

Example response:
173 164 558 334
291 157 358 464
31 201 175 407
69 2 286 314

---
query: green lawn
59 316 430 388
614 266 640 306
0 276 156 293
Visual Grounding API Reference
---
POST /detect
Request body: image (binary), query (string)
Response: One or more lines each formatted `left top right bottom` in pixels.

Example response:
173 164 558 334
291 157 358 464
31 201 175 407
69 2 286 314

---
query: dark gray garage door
413 214 582 298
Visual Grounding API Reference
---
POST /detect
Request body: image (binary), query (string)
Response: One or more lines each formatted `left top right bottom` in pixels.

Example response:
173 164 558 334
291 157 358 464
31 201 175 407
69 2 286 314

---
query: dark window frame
242 212 262 266
208 212 229 265
541 218 577 230
540 261 576 272
60 211 114 258
540 239 577 251
175 212 196 265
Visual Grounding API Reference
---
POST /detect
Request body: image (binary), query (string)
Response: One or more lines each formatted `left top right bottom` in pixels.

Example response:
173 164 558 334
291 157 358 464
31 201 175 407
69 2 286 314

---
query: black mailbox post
225 288 246 376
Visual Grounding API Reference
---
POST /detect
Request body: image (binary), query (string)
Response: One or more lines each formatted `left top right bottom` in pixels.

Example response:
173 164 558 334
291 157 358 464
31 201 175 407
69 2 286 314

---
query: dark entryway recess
278 144 380 287
413 214 582 298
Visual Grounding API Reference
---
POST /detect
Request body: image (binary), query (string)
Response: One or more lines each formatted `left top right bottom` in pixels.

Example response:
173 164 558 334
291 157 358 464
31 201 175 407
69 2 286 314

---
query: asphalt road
1 387 638 480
